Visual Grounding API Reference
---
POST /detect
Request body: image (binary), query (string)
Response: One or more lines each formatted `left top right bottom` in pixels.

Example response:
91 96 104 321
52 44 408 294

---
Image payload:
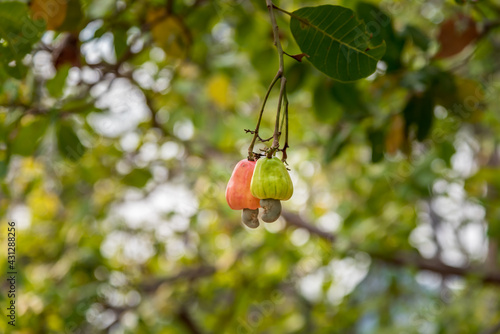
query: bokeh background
1 0 500 333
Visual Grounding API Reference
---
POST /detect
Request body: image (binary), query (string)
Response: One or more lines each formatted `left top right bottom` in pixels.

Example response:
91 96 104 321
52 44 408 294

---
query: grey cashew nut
242 208 259 228
260 199 281 223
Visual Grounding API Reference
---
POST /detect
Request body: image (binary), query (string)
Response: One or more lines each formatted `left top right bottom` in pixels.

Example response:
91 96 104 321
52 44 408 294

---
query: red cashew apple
225 159 261 228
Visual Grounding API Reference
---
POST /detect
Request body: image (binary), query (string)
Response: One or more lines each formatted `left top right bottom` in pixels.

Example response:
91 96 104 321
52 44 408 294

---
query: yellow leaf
147 9 191 59
20 157 44 180
455 77 484 121
47 313 64 331
207 75 232 109
27 188 60 220
30 0 68 31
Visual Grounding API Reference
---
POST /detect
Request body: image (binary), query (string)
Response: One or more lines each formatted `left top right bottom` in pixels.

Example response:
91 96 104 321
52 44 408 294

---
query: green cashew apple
226 159 261 228
250 157 293 200
250 157 293 223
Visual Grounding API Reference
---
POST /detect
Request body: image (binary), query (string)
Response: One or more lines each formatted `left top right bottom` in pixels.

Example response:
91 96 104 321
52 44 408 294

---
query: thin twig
268 77 286 158
247 71 281 160
265 0 287 158
244 129 274 142
141 265 216 292
272 4 293 16
281 87 289 162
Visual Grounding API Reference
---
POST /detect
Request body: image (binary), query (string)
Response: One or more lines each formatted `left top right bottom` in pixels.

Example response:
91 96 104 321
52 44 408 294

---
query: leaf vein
292 10 382 61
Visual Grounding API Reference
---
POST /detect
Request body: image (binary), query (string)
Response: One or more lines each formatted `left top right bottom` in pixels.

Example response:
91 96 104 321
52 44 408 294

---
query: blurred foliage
1 0 500 333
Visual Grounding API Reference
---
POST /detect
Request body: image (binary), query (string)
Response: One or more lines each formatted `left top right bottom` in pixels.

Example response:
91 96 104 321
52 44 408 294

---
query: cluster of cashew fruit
225 157 293 228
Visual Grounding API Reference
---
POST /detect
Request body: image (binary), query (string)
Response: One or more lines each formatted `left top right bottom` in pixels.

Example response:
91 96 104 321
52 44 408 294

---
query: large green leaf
47 65 71 98
330 82 369 119
114 29 128 59
368 129 384 163
10 117 49 156
122 169 152 188
0 2 45 79
403 25 431 51
324 124 353 163
403 91 435 142
356 2 404 73
58 0 83 32
57 121 86 161
313 82 341 123
313 80 369 122
290 5 386 82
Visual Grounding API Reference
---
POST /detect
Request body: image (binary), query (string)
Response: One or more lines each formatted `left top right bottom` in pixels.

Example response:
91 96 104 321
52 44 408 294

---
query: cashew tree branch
281 211 500 285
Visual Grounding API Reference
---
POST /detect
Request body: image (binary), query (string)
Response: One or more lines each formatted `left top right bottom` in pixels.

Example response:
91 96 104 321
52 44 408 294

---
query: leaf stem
272 4 293 17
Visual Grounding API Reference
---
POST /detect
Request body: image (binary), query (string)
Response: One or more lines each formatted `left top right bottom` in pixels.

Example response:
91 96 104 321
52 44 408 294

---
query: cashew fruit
225 159 261 210
241 208 259 228
260 199 281 223
250 157 293 200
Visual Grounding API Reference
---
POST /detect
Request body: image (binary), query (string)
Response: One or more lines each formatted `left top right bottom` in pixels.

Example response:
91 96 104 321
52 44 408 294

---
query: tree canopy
1 0 500 333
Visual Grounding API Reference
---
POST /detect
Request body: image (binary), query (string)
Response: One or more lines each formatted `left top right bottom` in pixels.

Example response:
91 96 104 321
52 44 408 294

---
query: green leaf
0 2 45 79
0 150 9 179
438 141 455 167
290 5 386 82
368 129 385 163
57 121 86 161
312 82 341 123
0 161 8 179
324 124 352 163
330 82 369 119
47 65 71 98
58 0 83 32
122 169 152 188
432 70 458 109
403 91 435 142
10 117 49 156
356 2 404 72
87 0 115 19
404 25 431 51
313 80 369 122
285 62 307 93
114 29 128 60
60 98 100 115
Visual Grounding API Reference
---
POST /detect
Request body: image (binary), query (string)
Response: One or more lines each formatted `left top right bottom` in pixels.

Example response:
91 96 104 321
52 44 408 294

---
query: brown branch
178 306 204 334
371 251 500 284
141 265 216 293
281 211 500 285
244 129 274 142
166 0 174 14
281 211 335 242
